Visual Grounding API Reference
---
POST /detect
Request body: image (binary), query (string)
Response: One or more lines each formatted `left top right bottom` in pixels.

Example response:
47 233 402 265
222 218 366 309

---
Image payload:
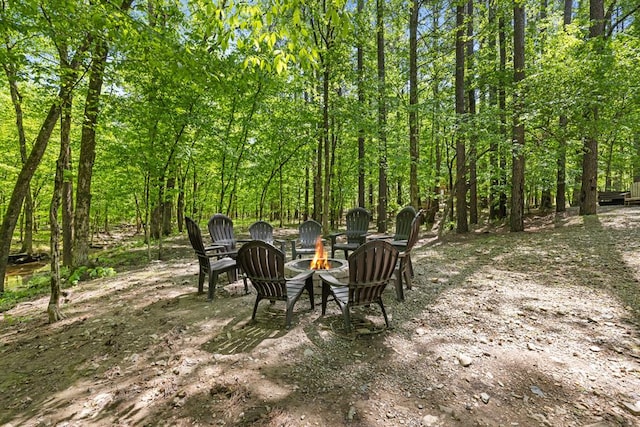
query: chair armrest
318 272 344 287
289 270 315 282
205 244 226 252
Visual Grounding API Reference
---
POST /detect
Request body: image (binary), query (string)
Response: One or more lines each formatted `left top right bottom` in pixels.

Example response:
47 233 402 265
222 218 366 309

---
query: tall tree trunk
376 0 388 233
314 73 323 223
74 40 109 266
488 0 499 220
556 0 572 212
163 175 175 235
48 118 71 322
455 2 468 233
3 62 34 255
60 89 74 266
579 0 604 216
466 0 478 225
511 2 526 232
498 15 508 219
357 0 366 209
409 0 420 208
0 88 71 291
322 66 330 233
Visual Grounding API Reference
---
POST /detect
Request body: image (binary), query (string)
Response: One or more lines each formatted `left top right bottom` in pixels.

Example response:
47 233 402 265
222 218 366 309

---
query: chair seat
294 247 316 257
207 257 239 300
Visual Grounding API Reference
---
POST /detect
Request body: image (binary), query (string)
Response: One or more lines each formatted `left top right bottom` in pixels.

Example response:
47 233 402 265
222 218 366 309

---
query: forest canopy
1 0 639 300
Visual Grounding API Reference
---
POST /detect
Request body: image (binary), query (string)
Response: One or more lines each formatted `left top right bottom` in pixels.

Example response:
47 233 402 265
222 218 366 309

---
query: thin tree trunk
511 2 526 232
357 0 366 209
579 0 604 216
455 2 468 233
467 0 478 225
0 100 65 292
488 0 499 220
498 15 508 219
48 119 70 322
60 88 74 266
556 0 572 212
74 40 109 266
409 0 420 208
376 0 388 233
3 62 34 255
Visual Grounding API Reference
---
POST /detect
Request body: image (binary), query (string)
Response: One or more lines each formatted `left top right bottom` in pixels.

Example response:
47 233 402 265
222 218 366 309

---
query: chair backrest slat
185 216 206 255
394 206 417 241
208 214 236 250
238 240 287 298
249 221 275 244
345 207 371 244
346 240 399 306
298 220 322 248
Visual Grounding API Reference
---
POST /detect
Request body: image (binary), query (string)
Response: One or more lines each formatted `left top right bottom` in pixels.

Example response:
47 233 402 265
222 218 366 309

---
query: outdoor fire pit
284 237 349 286
284 257 349 286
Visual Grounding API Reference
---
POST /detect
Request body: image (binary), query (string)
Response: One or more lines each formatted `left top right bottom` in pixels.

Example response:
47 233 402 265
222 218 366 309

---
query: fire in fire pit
310 237 330 270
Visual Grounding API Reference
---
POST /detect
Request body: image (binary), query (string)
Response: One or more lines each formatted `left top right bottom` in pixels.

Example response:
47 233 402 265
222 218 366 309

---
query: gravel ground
1 206 639 426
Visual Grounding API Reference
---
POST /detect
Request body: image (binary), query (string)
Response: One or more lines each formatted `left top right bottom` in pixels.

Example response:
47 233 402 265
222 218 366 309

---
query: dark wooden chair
291 219 323 259
329 207 371 259
248 220 286 253
392 206 417 244
320 240 399 333
237 240 315 329
207 214 238 255
185 216 242 300
394 209 424 301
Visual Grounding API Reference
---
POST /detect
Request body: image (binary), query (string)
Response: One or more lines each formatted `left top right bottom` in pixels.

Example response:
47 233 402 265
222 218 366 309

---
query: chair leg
378 299 391 328
252 296 262 320
321 282 330 315
395 273 405 301
208 270 219 301
198 268 206 294
285 300 296 329
342 305 352 333
305 277 315 309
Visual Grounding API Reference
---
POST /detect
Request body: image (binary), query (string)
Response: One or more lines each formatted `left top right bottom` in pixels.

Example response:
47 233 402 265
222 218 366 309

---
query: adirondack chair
185 216 242 300
393 209 424 301
248 220 286 253
329 207 371 259
391 206 417 244
290 220 323 259
237 240 315 329
625 182 640 205
207 214 238 255
319 240 399 333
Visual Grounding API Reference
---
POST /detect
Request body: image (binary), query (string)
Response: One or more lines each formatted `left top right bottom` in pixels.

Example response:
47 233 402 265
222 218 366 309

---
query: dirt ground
1 206 640 427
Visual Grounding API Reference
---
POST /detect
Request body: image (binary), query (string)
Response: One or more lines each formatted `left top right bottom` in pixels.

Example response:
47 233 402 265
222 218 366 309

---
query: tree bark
0 102 62 292
357 0 366 209
511 2 526 232
466 0 477 225
60 88 74 266
556 0 572 212
3 62 34 254
408 0 420 208
455 2 468 233
376 0 388 233
498 15 508 219
48 120 70 323
74 40 109 266
579 0 604 216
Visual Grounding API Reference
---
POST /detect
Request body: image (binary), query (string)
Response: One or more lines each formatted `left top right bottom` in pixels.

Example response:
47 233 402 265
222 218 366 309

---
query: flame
309 236 330 270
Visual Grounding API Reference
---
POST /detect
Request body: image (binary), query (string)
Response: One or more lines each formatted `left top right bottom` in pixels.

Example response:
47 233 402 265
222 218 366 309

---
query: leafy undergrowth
1 206 639 426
